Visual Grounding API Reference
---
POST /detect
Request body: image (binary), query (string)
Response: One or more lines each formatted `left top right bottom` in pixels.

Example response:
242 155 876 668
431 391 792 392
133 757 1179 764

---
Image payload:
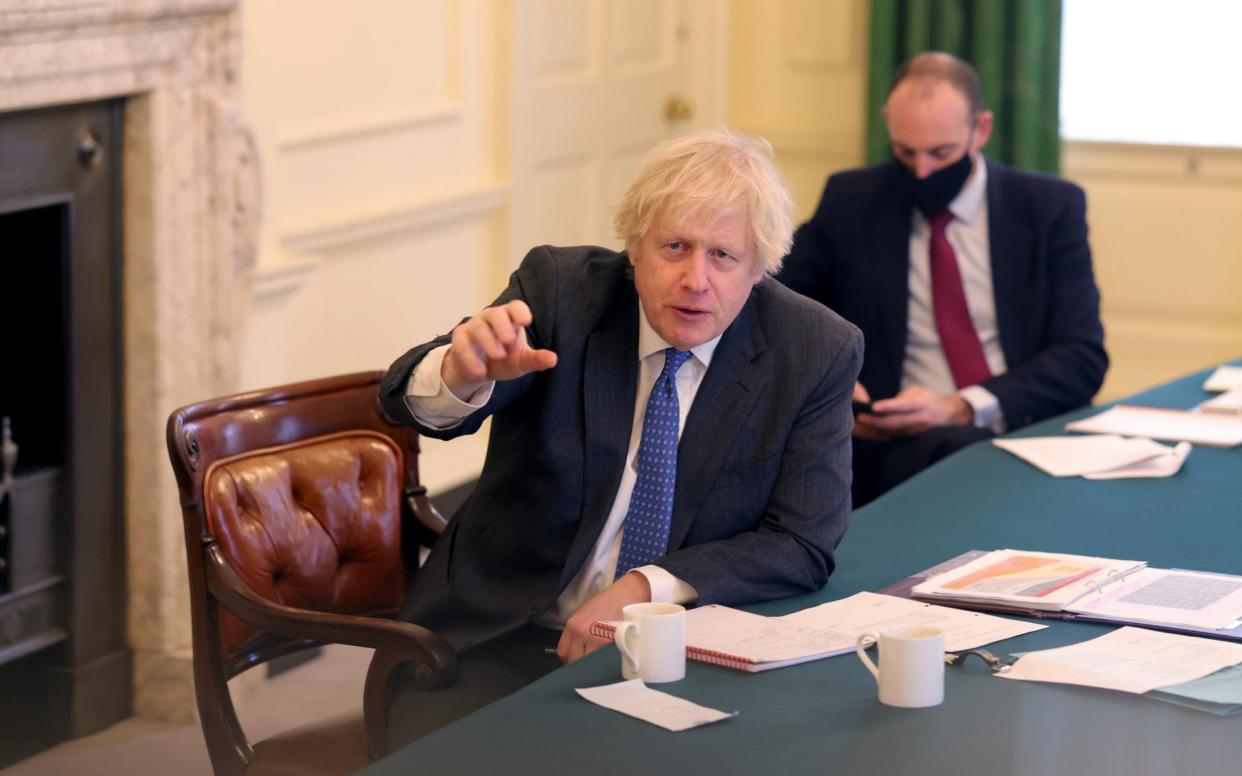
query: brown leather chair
166 371 458 775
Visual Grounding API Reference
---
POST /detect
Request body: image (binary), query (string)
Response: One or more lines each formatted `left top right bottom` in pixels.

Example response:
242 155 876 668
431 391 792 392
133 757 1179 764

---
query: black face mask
896 150 974 218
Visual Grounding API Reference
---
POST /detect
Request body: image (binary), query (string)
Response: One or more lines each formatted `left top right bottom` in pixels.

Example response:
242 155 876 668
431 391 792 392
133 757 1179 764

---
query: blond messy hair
613 127 795 276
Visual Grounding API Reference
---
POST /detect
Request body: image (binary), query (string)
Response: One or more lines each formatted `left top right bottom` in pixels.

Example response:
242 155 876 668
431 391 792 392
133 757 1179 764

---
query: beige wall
729 0 870 220
238 0 507 490
237 0 1242 497
1063 142 1242 399
728 0 1242 402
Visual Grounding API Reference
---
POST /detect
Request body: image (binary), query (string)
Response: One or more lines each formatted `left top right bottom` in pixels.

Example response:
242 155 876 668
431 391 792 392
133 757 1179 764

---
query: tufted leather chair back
203 431 407 650
167 372 448 775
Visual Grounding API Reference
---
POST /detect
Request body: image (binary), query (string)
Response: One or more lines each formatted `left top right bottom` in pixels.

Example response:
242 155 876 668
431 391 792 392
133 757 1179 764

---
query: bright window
1060 0 1242 147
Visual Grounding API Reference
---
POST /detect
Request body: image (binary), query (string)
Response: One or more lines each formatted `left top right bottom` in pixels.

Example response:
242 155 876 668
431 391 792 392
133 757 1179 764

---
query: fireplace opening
0 100 129 766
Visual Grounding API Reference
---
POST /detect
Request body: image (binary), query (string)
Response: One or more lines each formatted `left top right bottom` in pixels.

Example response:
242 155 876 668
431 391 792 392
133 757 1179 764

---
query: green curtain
866 0 1063 173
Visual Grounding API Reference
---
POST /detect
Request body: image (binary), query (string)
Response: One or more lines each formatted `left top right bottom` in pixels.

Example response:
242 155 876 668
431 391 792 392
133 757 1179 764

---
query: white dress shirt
902 157 1008 433
404 305 710 626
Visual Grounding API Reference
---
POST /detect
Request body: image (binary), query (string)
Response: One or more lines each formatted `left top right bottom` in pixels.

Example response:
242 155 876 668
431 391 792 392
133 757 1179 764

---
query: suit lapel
561 286 639 588
985 161 1031 366
668 297 767 550
869 177 914 397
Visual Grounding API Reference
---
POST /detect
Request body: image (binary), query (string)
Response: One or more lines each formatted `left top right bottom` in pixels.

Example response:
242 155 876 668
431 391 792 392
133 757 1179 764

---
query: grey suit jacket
380 245 863 650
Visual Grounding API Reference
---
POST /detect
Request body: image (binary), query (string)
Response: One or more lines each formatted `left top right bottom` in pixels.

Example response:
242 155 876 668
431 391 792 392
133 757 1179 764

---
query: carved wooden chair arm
204 541 459 760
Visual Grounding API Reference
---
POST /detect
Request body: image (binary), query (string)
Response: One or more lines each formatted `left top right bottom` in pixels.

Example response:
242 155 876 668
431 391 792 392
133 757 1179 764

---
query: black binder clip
945 649 1011 674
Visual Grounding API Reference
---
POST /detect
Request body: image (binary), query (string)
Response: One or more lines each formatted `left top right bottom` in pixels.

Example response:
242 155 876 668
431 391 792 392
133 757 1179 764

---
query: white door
509 0 726 261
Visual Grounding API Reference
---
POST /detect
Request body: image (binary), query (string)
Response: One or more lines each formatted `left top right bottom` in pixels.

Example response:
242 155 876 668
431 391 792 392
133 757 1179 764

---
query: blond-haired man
379 128 861 742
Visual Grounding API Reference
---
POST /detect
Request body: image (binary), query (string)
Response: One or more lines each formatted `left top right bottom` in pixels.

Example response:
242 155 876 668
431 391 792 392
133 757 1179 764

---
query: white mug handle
614 621 640 674
855 632 880 683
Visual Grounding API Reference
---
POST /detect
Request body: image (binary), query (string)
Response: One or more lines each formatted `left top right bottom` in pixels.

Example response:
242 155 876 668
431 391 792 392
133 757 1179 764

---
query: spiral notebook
590 604 856 673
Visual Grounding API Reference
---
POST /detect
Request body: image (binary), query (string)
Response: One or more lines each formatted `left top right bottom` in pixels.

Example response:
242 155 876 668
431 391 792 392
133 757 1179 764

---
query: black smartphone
851 399 873 415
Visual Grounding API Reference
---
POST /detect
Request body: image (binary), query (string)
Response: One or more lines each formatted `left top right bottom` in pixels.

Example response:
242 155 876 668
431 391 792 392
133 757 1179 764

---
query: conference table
364 363 1242 775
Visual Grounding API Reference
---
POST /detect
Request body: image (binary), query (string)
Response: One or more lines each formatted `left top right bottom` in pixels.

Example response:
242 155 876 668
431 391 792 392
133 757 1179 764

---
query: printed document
1000 627 1242 694
575 679 736 731
992 434 1187 478
1066 567 1242 630
781 591 1045 651
1204 365 1242 392
1199 389 1242 417
1065 405 1242 448
911 549 1146 611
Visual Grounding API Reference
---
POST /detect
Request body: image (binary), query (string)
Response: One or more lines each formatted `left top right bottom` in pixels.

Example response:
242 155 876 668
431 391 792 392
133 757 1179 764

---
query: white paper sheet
686 605 855 664
780 591 1045 652
1082 441 1191 480
1204 365 1242 392
1000 627 1242 694
575 679 736 732
992 435 1181 477
1199 389 1242 417
1065 405 1242 448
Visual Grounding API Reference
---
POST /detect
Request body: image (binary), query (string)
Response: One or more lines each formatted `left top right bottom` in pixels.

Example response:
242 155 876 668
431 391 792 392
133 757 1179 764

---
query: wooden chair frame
166 372 459 775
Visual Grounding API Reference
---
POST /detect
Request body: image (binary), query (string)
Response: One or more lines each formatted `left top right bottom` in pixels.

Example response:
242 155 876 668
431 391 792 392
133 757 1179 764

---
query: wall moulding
249 256 318 308
0 0 234 34
1064 140 1242 184
273 0 463 154
784 0 856 70
277 99 464 153
733 124 862 160
280 182 508 258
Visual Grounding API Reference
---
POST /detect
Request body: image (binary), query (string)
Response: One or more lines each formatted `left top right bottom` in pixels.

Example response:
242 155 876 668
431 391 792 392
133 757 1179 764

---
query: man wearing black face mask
777 52 1108 506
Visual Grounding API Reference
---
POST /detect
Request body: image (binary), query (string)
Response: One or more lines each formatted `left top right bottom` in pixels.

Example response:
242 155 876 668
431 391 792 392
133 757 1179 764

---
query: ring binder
882 550 1242 644
1083 566 1145 597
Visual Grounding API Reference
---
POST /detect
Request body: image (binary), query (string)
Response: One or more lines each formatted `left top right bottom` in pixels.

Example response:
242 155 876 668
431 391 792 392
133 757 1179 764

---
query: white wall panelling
728 0 869 221
510 0 725 265
1064 141 1242 400
240 0 505 494
785 0 856 69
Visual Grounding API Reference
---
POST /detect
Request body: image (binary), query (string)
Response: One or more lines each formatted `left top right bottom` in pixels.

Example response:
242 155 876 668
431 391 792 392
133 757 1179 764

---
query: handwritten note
781 592 1045 652
682 605 858 664
575 680 736 732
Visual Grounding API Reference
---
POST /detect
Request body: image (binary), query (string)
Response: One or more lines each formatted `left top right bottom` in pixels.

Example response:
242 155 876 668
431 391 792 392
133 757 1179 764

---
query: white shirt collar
636 301 721 369
949 154 988 225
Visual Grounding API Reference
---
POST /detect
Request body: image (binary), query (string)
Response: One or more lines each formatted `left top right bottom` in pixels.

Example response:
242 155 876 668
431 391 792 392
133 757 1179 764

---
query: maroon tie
927 211 992 389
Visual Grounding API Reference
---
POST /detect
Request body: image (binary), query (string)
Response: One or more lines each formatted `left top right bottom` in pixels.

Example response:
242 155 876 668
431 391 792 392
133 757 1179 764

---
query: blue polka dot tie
615 348 692 579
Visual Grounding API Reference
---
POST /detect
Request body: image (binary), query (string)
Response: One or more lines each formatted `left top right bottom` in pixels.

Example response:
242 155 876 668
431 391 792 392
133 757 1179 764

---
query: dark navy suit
380 244 863 652
777 159 1107 502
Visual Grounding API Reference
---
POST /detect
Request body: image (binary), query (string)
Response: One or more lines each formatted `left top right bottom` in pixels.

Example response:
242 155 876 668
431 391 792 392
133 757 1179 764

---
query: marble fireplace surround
1 0 256 721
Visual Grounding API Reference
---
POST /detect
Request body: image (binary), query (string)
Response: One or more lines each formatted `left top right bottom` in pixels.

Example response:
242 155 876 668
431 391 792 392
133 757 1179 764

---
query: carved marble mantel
2 0 257 722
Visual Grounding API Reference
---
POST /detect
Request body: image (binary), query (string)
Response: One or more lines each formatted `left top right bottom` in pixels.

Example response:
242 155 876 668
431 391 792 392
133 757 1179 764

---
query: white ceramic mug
854 624 945 708
613 602 686 683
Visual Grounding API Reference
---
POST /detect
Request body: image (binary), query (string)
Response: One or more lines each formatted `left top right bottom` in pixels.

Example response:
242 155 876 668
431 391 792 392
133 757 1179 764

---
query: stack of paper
1200 390 1242 417
993 434 1190 479
1203 365 1242 392
1065 405 1242 448
1000 627 1242 695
